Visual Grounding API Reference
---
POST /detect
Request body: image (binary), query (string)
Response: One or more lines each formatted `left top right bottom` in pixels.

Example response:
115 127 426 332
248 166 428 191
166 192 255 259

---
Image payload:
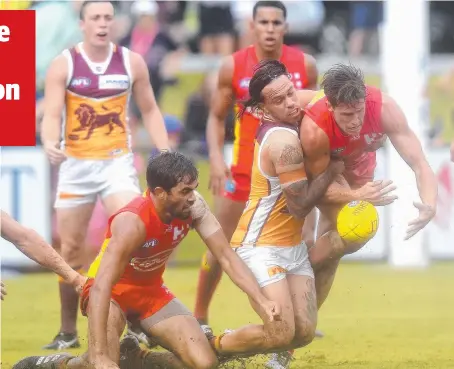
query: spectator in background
231 1 255 49
35 1 82 93
156 0 187 25
121 0 159 120
430 67 454 149
198 1 235 55
442 67 454 161
147 115 184 158
122 0 187 104
348 1 383 57
180 71 235 157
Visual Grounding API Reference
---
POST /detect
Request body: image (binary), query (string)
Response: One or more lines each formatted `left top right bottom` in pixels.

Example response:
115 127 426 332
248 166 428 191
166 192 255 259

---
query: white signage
0 147 51 266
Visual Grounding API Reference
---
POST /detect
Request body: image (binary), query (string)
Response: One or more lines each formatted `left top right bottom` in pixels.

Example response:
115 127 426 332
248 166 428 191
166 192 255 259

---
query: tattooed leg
309 212 344 309
287 275 317 348
314 259 340 309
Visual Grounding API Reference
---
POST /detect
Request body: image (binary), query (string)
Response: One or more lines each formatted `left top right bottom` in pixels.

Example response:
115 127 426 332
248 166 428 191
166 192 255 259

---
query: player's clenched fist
260 299 282 322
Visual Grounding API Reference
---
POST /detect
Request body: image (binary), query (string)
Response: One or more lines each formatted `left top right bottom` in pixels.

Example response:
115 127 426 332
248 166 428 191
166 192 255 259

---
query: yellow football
337 200 379 243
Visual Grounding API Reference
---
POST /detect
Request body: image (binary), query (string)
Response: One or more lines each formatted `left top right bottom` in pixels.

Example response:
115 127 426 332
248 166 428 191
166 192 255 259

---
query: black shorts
199 4 234 36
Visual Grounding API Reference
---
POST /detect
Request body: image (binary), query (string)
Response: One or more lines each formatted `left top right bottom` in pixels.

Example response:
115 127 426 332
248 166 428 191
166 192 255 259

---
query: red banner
0 10 36 146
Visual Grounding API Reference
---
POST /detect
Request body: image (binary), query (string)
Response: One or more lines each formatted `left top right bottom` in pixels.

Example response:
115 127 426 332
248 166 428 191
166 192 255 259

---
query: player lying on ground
12 152 280 369
0 211 86 300
204 60 344 363
297 63 438 311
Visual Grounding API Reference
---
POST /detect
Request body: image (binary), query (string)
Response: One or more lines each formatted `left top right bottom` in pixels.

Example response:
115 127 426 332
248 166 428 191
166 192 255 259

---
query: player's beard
179 208 192 220
171 204 191 220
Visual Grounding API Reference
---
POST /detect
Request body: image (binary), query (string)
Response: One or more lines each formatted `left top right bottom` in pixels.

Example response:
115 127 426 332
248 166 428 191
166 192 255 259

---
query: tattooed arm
267 130 343 219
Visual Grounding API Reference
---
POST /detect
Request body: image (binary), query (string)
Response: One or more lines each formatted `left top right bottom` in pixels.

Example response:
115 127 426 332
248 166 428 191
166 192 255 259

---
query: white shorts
234 243 314 288
55 153 141 208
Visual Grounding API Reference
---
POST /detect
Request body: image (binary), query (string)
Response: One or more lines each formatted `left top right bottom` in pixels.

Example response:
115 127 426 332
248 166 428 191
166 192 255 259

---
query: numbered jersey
87 190 192 286
303 86 384 186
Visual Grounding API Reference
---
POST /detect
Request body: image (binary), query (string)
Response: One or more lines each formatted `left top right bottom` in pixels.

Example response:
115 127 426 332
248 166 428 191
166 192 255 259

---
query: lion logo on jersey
69 103 125 141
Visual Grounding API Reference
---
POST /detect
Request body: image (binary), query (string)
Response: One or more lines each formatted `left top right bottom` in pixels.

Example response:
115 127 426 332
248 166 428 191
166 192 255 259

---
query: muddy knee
189 353 218 369
264 324 295 351
344 239 368 255
326 231 345 256
311 230 345 263
324 230 368 257
292 321 316 348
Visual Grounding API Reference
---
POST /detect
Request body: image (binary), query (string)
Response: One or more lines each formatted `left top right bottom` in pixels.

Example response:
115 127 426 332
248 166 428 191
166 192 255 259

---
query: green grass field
2 69 454 368
2 263 454 369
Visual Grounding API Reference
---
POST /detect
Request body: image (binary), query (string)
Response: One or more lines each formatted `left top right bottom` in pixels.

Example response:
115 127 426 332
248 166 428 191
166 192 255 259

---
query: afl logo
143 239 159 248
239 78 251 89
332 147 346 154
71 77 91 87
348 201 359 207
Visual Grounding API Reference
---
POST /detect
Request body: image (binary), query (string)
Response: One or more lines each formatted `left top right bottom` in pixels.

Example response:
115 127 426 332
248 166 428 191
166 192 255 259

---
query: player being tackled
12 152 280 369
205 60 344 365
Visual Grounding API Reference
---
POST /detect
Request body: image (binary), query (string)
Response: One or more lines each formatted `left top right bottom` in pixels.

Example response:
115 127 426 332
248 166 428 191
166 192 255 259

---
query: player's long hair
239 59 290 119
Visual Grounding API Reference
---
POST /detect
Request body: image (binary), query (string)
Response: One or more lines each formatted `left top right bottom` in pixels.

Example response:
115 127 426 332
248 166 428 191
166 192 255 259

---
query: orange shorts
80 279 175 321
222 172 250 202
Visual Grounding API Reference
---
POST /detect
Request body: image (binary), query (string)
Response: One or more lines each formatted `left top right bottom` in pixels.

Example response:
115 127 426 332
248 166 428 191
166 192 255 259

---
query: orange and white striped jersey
61 42 132 160
231 122 305 248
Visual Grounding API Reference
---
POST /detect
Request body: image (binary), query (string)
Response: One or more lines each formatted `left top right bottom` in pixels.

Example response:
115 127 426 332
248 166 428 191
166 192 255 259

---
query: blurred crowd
26 0 386 154
0 0 452 258
0 0 449 153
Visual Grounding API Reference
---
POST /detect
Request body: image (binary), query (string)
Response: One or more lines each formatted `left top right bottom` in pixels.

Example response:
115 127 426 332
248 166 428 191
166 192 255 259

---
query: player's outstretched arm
0 211 86 293
41 55 68 165
88 212 146 365
381 94 438 239
206 56 235 196
268 130 343 218
191 193 281 322
130 51 170 151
